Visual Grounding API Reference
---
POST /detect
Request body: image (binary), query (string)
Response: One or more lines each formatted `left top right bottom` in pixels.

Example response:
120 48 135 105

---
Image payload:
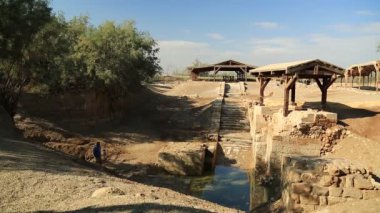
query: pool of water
187 166 278 211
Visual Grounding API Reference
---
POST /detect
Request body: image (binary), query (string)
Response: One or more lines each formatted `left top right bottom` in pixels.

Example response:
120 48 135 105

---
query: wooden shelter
190 59 256 81
249 59 345 116
345 60 380 91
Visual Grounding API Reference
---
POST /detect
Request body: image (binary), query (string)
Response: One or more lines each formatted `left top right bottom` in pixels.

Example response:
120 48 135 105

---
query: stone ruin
249 106 347 170
282 156 380 212
157 142 217 176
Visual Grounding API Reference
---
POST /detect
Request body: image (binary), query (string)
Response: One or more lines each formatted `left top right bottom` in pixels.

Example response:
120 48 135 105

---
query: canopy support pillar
283 75 297 117
259 77 271 105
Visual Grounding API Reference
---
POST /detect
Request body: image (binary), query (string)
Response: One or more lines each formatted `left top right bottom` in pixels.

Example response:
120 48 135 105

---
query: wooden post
376 64 379 92
358 66 363 89
345 72 348 88
283 77 290 117
283 76 297 117
259 78 270 105
321 77 328 109
290 82 296 105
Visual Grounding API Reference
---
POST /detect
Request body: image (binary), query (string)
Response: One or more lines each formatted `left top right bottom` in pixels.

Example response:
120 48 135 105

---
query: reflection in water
188 166 277 211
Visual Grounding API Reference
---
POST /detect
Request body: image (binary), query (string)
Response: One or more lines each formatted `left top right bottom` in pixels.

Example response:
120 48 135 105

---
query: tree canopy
0 0 161 115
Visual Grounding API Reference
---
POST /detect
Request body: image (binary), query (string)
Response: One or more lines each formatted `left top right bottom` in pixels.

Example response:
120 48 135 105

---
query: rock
311 185 329 196
135 193 145 197
91 187 125 198
329 187 343 197
301 172 318 183
370 178 380 189
319 196 327 206
325 164 341 176
362 190 380 200
292 183 312 194
300 194 319 205
290 193 300 204
345 175 354 188
319 175 334 187
287 170 301 183
354 176 373 190
328 196 347 205
342 188 362 199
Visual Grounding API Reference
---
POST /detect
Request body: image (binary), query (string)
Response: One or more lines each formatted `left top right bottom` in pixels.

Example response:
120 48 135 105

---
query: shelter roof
190 59 257 74
346 60 380 76
249 59 344 77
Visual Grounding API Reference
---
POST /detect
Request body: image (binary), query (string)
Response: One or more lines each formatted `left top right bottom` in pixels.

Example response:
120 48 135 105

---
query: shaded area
303 101 380 140
39 203 213 213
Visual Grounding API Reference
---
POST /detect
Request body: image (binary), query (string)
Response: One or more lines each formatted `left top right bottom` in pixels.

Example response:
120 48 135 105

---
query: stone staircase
217 83 252 167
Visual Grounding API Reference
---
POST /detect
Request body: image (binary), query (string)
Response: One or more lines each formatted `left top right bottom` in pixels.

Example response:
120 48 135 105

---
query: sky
51 0 380 73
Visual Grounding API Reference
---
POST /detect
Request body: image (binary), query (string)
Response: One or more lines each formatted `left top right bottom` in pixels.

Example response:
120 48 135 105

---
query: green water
187 166 277 211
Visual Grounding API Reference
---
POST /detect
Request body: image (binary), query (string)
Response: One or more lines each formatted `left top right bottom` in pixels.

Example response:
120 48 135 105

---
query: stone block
338 176 346 188
329 187 343 197
362 190 380 200
342 188 362 199
319 196 327 206
293 204 316 212
290 193 300 204
328 196 347 205
345 175 354 188
300 194 319 205
311 185 329 196
354 176 374 190
287 169 302 183
301 172 318 183
319 175 334 187
158 143 205 176
301 113 315 123
292 183 312 194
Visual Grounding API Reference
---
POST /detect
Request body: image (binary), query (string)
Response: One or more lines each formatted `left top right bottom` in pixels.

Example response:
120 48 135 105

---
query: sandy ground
0 132 238 212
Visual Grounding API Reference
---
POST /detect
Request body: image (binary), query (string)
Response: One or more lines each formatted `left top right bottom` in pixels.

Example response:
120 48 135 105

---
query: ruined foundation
282 156 380 212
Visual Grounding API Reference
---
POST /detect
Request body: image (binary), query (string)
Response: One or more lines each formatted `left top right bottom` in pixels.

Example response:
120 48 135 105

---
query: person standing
93 142 102 164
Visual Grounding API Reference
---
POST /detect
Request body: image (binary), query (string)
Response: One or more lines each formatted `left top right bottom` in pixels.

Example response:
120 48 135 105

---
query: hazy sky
51 0 380 73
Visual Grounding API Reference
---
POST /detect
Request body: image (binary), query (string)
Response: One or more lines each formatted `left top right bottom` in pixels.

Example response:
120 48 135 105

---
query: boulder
354 176 374 190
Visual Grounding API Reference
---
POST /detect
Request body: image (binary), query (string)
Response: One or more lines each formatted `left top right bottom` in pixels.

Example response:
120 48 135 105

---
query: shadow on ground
18 86 215 143
303 101 379 120
38 203 213 213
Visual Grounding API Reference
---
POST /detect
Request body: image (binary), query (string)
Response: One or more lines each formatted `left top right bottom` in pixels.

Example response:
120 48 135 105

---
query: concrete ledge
158 142 206 176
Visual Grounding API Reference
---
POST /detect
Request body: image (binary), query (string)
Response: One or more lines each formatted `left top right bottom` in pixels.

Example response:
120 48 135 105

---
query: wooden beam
326 74 337 89
315 78 323 92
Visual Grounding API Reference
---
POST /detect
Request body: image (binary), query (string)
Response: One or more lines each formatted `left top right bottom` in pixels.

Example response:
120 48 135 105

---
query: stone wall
248 106 335 171
282 156 380 212
158 142 207 176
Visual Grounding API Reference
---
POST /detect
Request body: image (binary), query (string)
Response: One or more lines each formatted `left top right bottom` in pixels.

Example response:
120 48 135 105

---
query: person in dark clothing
93 142 102 164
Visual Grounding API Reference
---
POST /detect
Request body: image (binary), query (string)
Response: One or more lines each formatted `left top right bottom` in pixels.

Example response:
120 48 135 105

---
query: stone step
220 137 252 143
220 124 249 128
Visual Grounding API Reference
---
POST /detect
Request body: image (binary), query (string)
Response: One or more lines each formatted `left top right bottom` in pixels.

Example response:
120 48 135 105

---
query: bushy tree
0 1 161 116
75 21 161 96
0 0 52 115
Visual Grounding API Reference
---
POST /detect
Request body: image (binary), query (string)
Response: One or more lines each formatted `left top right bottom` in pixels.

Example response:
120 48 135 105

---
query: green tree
0 0 52 115
75 20 161 97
